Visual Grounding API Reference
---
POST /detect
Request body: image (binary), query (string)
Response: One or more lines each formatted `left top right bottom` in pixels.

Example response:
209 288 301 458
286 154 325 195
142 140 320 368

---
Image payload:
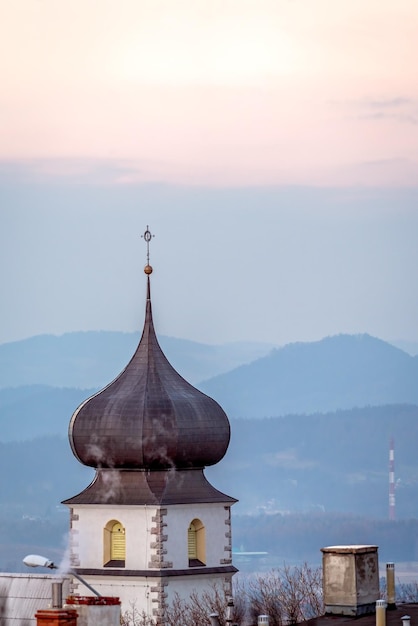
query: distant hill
2 405 418 522
391 339 418 356
1 333 417 441
200 334 418 417
0 385 95 442
0 331 275 389
0 435 93 517
2 332 418 573
210 404 418 519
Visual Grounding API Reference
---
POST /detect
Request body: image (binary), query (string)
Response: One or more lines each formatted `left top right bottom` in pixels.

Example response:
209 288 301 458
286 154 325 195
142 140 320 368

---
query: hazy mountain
1 333 417 441
200 334 418 417
0 331 275 389
210 404 418 519
0 385 95 442
390 339 418 356
2 405 418 522
2 332 417 573
0 435 93 516
2 403 418 572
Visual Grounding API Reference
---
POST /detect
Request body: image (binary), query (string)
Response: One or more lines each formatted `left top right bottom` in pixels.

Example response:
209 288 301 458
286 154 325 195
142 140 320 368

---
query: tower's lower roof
62 468 237 506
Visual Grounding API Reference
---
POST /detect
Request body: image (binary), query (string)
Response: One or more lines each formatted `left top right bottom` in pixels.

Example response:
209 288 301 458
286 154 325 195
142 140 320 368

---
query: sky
1 1 417 347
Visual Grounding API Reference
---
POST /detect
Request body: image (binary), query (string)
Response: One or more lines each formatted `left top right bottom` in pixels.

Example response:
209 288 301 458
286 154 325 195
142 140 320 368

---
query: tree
120 564 323 626
245 564 323 626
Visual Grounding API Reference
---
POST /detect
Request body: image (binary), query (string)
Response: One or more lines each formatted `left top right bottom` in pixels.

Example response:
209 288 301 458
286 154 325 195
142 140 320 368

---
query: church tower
62 229 237 623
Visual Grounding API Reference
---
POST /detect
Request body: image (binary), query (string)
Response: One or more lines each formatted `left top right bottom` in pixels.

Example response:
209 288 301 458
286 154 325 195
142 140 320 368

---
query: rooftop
302 606 418 626
0 573 70 625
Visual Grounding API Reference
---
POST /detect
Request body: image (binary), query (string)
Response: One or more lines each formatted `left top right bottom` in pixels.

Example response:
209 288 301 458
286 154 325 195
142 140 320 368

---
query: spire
68 231 231 472
142 225 153 313
142 225 154 278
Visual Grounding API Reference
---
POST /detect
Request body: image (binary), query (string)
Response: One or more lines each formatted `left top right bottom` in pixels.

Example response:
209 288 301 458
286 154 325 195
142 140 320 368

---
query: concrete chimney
376 599 387 626
386 562 397 610
321 545 380 616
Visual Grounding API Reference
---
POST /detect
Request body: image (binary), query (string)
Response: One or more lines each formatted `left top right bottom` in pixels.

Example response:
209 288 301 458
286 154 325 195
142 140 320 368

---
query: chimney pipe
51 582 63 609
376 600 387 626
209 614 221 626
401 616 411 626
386 563 397 610
258 616 270 625
226 596 234 625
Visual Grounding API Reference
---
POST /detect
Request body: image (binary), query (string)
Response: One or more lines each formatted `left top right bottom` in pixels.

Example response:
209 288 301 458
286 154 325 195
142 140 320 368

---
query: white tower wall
67 500 234 620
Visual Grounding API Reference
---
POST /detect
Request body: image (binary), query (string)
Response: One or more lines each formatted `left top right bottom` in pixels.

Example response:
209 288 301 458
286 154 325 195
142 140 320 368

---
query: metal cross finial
141 226 154 266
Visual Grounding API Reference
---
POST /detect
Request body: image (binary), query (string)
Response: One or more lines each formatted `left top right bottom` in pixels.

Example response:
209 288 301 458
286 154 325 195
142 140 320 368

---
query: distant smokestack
389 437 395 521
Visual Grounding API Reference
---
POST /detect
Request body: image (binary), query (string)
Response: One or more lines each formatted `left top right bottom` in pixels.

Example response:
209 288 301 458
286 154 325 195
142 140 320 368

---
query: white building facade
67 501 234 617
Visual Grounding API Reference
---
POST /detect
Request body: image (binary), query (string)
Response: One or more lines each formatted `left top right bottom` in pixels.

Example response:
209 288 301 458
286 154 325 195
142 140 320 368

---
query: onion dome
68 270 230 471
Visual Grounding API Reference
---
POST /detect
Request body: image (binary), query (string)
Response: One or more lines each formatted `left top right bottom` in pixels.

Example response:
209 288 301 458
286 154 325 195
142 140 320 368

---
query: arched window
188 518 205 567
104 519 126 567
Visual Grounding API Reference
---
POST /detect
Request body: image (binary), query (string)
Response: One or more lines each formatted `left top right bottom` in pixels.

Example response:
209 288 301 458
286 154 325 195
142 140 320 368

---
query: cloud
340 96 418 126
0 158 148 185
360 111 418 125
367 97 412 109
356 157 413 168
340 156 418 186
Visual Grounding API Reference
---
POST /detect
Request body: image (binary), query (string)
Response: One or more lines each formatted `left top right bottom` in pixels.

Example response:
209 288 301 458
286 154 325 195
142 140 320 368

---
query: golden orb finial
144 264 153 275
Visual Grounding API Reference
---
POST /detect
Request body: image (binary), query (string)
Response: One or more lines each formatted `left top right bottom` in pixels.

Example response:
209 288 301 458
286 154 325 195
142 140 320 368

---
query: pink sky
2 0 418 186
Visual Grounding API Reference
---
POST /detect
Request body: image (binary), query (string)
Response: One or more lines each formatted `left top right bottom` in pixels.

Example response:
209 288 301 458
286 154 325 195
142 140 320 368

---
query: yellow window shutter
111 522 126 560
188 524 197 559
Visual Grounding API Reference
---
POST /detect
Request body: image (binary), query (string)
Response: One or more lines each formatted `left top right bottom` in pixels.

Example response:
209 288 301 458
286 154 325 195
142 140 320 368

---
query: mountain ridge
199 333 418 417
1 332 417 442
0 330 276 389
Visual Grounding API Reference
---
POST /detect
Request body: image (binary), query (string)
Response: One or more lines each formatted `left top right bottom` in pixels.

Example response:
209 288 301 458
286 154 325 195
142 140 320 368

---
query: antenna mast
389 436 395 521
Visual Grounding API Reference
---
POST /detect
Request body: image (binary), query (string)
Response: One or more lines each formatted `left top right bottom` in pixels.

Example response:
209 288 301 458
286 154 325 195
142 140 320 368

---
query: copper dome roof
68 276 230 470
